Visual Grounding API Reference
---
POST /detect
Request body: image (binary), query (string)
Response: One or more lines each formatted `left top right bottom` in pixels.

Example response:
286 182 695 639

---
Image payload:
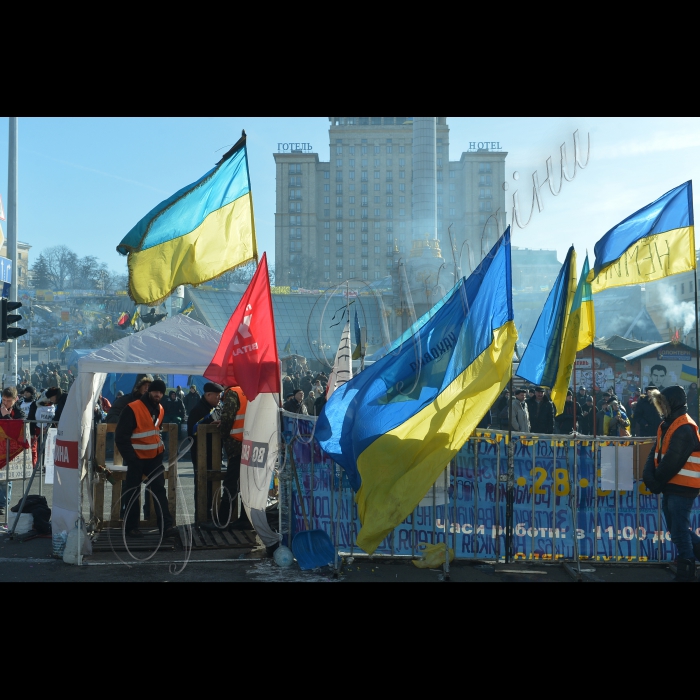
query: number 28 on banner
241 440 268 468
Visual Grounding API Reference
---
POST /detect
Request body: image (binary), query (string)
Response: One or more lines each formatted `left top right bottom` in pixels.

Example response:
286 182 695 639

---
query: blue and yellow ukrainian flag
60 334 70 353
588 181 695 293
681 364 698 383
181 302 194 316
316 228 518 554
517 246 576 402
550 254 596 414
117 133 257 305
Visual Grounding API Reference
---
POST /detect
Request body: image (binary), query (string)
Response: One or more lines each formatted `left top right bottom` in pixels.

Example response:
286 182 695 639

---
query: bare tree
42 245 78 291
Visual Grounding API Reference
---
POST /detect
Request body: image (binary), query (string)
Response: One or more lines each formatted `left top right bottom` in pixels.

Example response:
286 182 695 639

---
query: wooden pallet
91 528 178 552
179 525 257 550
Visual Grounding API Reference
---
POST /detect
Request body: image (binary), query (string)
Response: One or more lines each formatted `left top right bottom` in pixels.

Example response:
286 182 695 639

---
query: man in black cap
283 390 308 415
115 378 176 538
644 386 700 581
187 382 223 523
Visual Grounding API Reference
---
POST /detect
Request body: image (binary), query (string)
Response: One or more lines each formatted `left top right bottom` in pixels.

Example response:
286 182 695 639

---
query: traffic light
1 299 28 342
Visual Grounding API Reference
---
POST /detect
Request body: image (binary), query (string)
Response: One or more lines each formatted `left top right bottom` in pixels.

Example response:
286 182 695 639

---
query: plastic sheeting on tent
52 315 222 558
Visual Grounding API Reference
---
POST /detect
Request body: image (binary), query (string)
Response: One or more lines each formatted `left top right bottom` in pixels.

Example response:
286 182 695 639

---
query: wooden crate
91 528 178 552
179 524 257 550
93 423 179 530
195 423 238 524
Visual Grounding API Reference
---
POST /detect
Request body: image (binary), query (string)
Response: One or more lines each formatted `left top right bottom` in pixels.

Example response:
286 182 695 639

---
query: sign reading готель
277 143 313 152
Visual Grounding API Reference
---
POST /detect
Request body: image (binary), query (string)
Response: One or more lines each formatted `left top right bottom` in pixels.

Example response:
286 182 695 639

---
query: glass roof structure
186 288 391 368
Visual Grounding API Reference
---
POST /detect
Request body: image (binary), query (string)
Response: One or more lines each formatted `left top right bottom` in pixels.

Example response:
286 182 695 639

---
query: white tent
52 315 222 557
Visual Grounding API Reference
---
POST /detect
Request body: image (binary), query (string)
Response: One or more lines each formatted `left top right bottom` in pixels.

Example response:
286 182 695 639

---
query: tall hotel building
274 117 507 289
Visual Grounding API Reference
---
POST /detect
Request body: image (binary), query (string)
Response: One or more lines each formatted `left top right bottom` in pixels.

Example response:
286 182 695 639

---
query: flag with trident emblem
204 253 280 402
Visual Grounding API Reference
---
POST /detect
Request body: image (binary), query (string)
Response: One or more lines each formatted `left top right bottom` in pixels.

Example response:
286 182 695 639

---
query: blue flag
316 228 518 553
517 246 576 389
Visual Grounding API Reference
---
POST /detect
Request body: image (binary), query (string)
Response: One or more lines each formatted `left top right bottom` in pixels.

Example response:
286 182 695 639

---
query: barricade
92 422 179 529
193 424 228 524
280 414 682 565
1 421 51 529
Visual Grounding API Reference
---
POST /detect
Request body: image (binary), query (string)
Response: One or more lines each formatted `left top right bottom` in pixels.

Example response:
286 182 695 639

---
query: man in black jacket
634 385 662 437
183 385 200 416
115 379 176 538
643 386 700 581
526 387 555 434
187 382 223 522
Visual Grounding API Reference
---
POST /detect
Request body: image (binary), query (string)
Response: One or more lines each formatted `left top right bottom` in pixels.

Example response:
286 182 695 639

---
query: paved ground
0 454 679 582
0 527 677 582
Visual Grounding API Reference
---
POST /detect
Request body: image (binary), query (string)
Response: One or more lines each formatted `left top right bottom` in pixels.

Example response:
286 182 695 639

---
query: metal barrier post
2 439 9 526
635 442 641 561
614 443 619 561
473 439 479 558
657 488 662 562
443 463 450 579
452 457 458 559
571 440 581 573
531 445 536 559
594 442 598 562
552 444 557 562
495 445 501 559
505 437 515 563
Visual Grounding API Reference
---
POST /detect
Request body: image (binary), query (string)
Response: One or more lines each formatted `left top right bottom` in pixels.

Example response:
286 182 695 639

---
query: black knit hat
150 379 167 393
203 382 223 394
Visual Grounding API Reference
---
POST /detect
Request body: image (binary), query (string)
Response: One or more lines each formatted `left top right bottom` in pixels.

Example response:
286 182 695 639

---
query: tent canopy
78 314 221 375
52 315 223 543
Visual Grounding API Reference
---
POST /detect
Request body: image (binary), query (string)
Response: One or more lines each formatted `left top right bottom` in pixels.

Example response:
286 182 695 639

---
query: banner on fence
283 415 679 562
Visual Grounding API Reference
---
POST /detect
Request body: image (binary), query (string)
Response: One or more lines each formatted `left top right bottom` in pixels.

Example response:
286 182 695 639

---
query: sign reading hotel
469 142 502 150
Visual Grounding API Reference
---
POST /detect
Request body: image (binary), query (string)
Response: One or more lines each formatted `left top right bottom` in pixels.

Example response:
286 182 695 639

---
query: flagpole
592 341 597 439
505 365 514 564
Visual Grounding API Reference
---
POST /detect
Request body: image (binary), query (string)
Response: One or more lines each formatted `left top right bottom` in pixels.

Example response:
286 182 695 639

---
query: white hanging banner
44 428 57 485
240 392 280 512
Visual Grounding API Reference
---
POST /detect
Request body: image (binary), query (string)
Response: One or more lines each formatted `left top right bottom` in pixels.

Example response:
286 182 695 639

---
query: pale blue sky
1 116 699 279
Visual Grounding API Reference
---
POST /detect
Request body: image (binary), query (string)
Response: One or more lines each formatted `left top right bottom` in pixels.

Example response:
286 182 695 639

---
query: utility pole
7 118 18 384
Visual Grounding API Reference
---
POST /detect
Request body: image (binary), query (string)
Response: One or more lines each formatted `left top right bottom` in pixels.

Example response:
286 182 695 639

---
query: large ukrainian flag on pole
588 181 694 293
517 246 577 408
316 228 517 554
550 254 595 414
117 133 257 305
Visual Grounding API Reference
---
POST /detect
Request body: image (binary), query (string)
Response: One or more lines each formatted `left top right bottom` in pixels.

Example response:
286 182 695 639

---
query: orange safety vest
129 399 165 459
655 413 700 488
229 387 248 442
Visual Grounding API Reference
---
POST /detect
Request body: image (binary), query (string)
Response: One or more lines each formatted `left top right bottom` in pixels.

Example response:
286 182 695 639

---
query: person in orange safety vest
643 386 700 581
115 378 176 540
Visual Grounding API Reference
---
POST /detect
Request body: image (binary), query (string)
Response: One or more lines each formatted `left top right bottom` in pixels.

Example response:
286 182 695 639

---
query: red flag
0 420 29 470
204 253 280 401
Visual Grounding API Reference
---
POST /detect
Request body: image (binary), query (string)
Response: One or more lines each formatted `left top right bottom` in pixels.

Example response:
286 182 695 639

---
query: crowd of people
281 369 330 417
476 383 686 437
2 363 75 396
